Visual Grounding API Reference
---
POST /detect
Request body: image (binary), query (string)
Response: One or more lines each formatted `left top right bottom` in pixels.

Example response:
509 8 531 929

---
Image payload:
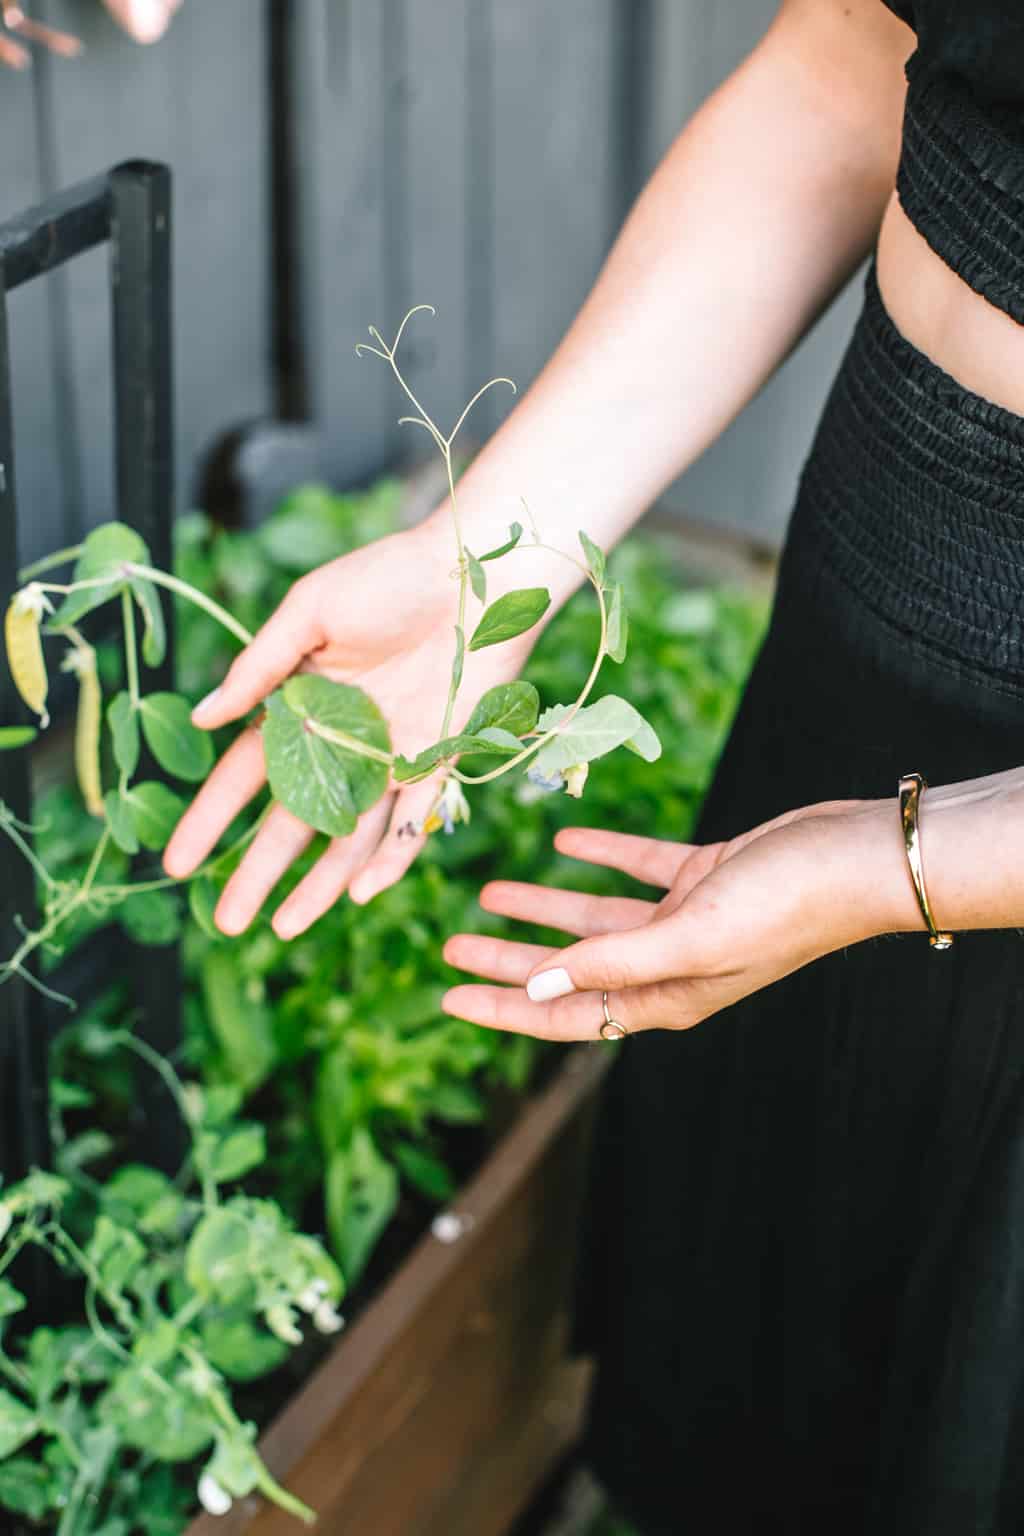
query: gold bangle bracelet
897 772 954 950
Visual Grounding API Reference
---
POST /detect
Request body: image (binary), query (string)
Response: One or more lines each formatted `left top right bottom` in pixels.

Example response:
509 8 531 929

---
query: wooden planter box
186 1045 610 1536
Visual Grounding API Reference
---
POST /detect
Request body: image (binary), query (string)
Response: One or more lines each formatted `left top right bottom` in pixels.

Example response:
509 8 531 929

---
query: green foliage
262 677 391 838
0 1021 339 1531
468 586 551 651
0 460 766 1533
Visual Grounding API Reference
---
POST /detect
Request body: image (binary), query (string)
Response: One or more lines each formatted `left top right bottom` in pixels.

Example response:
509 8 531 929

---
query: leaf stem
123 565 254 647
17 543 84 582
122 590 140 710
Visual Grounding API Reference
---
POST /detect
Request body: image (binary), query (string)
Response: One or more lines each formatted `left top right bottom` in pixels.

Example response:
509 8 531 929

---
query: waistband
792 256 1024 677
896 58 1024 326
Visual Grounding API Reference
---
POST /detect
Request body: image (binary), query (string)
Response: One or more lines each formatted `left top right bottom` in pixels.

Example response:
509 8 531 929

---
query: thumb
191 584 322 729
524 911 687 1000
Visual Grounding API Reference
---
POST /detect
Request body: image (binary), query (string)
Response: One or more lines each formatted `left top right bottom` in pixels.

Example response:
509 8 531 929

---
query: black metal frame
0 161 183 1185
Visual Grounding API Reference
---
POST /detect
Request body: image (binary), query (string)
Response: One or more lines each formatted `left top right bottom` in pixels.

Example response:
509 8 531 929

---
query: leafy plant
0 309 662 1000
0 1012 343 1531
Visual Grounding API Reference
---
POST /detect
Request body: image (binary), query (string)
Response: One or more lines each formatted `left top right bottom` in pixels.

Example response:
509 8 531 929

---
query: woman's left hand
441 797 914 1040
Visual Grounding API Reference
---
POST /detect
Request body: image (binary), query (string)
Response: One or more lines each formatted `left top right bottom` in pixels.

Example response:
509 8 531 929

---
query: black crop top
879 0 1024 324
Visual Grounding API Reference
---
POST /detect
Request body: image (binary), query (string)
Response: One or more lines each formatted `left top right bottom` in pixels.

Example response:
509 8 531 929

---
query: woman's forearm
421 1 907 612
839 769 1024 940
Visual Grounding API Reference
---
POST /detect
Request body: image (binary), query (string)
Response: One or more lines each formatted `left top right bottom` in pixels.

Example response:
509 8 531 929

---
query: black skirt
575 255 1024 1535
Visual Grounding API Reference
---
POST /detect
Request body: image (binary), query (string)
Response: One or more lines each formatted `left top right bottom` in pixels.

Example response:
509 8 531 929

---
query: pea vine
0 1021 345 1529
0 307 660 998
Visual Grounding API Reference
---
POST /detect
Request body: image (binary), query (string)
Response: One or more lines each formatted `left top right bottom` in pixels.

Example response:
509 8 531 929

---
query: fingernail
191 686 221 723
526 967 575 1002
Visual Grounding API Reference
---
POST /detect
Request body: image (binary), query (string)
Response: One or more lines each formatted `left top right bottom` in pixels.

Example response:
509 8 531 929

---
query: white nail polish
527 967 575 1002
192 686 221 721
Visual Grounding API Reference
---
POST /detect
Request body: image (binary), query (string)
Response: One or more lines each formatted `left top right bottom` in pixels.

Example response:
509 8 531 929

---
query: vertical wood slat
297 0 625 490
295 0 398 488
0 279 50 1189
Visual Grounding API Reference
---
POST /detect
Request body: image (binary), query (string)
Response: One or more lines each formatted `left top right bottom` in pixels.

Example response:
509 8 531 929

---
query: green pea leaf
199 948 276 1094
98 1367 214 1462
605 581 628 663
262 676 390 838
468 587 550 651
139 693 214 783
198 1307 288 1383
124 781 187 851
532 696 661 776
466 550 487 604
48 522 152 630
107 691 139 779
206 1433 263 1499
464 680 539 737
478 521 523 562
119 888 181 946
131 577 167 668
0 726 36 750
86 1215 146 1296
188 876 224 941
392 730 521 783
578 528 606 585
103 1166 184 1239
104 790 139 855
0 1458 54 1520
185 1208 253 1304
0 1389 39 1459
208 1123 267 1183
392 1141 456 1202
132 1320 179 1369
325 1127 398 1285
0 1282 26 1320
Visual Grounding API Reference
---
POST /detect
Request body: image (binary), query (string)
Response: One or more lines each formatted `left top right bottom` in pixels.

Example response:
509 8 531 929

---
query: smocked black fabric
880 1 1024 324
574 258 1024 1534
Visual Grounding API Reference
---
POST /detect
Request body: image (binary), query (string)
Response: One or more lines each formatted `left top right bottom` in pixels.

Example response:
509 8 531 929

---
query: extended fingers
163 727 266 878
553 825 691 888
441 977 701 1041
480 879 655 937
347 778 438 904
215 803 315 935
271 795 393 939
443 933 556 986
191 582 323 729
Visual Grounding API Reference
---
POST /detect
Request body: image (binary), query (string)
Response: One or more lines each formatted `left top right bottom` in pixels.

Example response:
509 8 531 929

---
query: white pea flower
525 764 565 795
265 1303 302 1346
296 1277 330 1314
11 583 53 620
198 1473 232 1517
312 1299 344 1335
0 1203 11 1242
421 776 471 836
563 761 589 799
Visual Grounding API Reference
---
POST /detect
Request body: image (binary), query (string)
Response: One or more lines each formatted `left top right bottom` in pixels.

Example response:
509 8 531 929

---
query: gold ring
599 990 627 1041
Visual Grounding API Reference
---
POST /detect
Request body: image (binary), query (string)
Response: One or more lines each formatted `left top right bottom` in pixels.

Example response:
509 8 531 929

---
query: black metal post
0 273 51 1188
109 163 185 1173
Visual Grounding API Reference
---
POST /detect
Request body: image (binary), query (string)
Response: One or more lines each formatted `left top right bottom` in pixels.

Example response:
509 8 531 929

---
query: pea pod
63 644 103 818
4 584 52 728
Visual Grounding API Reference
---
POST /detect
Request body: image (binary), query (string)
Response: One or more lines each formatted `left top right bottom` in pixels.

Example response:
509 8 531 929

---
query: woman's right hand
162 517 537 939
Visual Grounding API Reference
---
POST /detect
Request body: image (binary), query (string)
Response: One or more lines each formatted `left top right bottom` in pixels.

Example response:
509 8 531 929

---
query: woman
166 1 1024 1528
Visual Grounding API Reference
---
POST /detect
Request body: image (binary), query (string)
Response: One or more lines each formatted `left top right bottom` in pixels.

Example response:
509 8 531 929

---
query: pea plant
0 1016 344 1530
0 306 660 997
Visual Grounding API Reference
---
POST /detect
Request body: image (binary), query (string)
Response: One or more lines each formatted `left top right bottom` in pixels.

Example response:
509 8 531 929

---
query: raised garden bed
187 1045 608 1536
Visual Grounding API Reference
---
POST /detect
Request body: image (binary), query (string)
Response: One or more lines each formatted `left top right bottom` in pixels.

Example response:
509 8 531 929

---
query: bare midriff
874 187 1024 419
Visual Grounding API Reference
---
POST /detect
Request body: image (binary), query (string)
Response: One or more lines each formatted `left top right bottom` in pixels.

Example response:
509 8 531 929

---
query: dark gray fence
1 0 864 559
